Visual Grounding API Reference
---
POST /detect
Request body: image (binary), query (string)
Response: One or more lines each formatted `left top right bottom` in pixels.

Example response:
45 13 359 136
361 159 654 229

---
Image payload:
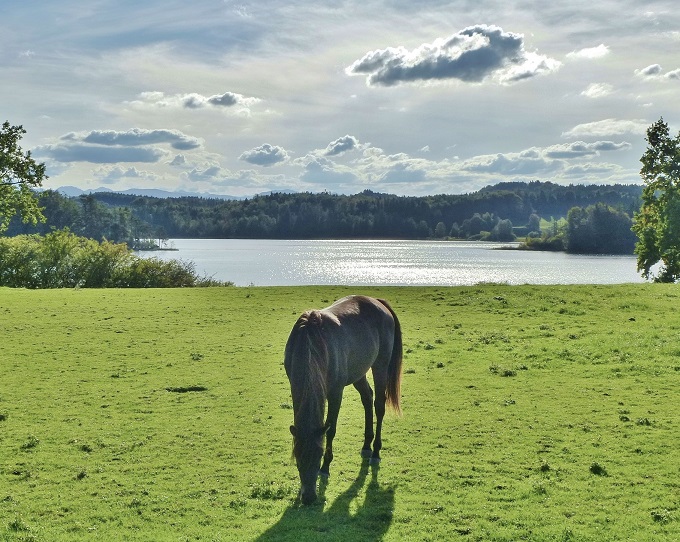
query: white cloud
93 166 157 184
299 156 358 186
459 149 561 176
562 119 649 138
346 24 561 87
239 144 290 166
169 154 188 167
35 143 165 164
566 44 610 60
186 165 224 182
127 91 261 113
581 83 614 98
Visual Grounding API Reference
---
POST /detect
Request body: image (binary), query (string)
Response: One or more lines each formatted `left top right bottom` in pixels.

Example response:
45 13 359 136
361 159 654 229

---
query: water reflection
138 239 645 286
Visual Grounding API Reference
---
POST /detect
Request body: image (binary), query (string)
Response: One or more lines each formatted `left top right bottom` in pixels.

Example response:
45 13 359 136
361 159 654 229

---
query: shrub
0 229 233 288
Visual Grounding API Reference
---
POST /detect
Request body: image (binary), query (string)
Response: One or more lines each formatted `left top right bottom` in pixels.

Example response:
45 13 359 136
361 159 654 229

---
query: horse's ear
290 425 297 438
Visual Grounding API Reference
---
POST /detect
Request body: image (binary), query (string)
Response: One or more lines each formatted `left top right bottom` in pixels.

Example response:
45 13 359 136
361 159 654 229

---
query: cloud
81 128 201 150
544 141 631 159
239 144 289 166
129 91 260 111
33 128 202 164
346 24 561 87
452 140 630 176
186 165 224 181
323 135 360 156
380 163 427 184
635 64 680 81
566 44 610 60
169 154 188 167
635 64 663 78
35 143 165 164
300 156 358 185
562 119 649 138
93 166 157 184
459 149 560 176
581 83 614 98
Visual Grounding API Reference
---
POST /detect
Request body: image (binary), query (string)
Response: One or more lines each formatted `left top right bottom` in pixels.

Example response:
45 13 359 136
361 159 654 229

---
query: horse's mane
289 310 329 429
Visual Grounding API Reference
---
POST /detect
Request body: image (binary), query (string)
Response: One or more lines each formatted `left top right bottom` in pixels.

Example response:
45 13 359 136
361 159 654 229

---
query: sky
2 0 680 197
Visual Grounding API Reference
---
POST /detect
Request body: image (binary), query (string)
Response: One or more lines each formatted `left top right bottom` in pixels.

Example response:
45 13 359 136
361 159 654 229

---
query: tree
0 121 47 233
489 219 515 241
566 204 635 254
632 118 680 281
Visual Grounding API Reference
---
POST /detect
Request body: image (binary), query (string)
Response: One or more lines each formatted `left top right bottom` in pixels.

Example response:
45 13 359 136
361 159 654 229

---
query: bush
0 229 233 288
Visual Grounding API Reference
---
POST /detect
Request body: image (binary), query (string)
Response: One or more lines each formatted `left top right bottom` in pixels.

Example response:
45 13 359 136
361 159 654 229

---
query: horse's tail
378 298 403 415
288 309 329 410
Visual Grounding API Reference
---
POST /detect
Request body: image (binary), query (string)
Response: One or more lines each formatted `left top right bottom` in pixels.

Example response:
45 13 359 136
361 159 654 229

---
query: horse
284 295 403 505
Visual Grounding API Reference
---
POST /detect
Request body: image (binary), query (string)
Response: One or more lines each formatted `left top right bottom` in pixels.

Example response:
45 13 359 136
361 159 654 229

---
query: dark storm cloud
346 25 560 87
239 144 289 166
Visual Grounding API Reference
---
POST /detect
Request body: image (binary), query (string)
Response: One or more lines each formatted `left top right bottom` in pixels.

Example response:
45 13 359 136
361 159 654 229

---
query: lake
137 239 646 287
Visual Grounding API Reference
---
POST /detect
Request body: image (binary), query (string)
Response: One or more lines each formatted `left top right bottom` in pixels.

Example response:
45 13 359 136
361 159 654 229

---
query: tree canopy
632 118 680 281
0 121 46 233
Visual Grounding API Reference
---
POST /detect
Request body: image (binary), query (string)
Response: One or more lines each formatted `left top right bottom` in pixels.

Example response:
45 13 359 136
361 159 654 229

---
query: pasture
0 284 678 541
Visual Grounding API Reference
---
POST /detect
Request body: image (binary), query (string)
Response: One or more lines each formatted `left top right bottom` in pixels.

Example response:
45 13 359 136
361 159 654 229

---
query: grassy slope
0 285 678 541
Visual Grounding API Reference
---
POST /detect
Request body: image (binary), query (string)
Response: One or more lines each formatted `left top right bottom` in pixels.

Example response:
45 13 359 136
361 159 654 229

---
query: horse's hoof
360 449 372 459
369 456 381 466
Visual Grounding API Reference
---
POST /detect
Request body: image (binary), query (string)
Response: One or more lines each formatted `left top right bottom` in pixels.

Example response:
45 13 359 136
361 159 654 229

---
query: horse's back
322 296 396 385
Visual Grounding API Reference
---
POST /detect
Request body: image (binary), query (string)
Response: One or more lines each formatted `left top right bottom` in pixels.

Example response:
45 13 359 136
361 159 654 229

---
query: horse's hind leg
353 376 374 458
371 370 388 465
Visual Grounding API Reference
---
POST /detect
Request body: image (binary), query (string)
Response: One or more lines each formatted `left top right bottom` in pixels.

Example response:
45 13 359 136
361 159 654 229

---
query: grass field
1 284 679 541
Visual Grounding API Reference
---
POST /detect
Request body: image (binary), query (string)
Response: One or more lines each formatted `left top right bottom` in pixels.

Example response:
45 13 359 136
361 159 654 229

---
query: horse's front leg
320 390 343 477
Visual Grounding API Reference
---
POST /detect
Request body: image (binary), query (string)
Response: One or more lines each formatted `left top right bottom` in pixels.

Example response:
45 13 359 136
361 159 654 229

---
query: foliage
565 203 636 254
7 190 159 247
520 217 566 251
0 229 232 288
0 121 47 233
8 182 642 247
632 118 680 281
0 284 678 541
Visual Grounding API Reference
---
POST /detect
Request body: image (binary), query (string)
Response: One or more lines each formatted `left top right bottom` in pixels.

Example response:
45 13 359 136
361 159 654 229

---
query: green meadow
1 284 679 541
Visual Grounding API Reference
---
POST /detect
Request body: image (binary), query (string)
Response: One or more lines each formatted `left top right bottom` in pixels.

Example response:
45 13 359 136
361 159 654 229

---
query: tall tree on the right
633 118 680 282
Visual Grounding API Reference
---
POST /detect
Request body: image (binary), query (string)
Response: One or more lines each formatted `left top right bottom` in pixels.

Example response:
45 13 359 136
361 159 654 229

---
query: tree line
6 181 642 252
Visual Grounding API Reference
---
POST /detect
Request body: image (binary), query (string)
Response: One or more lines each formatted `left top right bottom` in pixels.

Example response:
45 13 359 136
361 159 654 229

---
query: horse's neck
294 389 326 429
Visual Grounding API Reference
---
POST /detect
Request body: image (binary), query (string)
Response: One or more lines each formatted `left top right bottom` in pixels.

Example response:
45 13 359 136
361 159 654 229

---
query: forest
6 181 642 253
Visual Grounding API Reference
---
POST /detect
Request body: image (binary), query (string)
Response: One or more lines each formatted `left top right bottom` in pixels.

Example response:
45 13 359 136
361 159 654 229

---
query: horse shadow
253 462 395 542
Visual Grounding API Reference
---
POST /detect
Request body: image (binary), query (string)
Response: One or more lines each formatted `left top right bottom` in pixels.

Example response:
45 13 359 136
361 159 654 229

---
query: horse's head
290 424 327 505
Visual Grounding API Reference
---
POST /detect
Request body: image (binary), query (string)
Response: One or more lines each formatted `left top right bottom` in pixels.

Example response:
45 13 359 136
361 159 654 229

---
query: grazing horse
284 295 403 505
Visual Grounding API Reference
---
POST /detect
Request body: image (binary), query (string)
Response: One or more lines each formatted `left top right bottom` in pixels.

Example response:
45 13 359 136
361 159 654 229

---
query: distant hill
55 185 243 200
12 181 642 244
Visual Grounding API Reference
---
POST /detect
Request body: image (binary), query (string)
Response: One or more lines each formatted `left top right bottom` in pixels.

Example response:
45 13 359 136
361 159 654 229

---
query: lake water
137 239 646 287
